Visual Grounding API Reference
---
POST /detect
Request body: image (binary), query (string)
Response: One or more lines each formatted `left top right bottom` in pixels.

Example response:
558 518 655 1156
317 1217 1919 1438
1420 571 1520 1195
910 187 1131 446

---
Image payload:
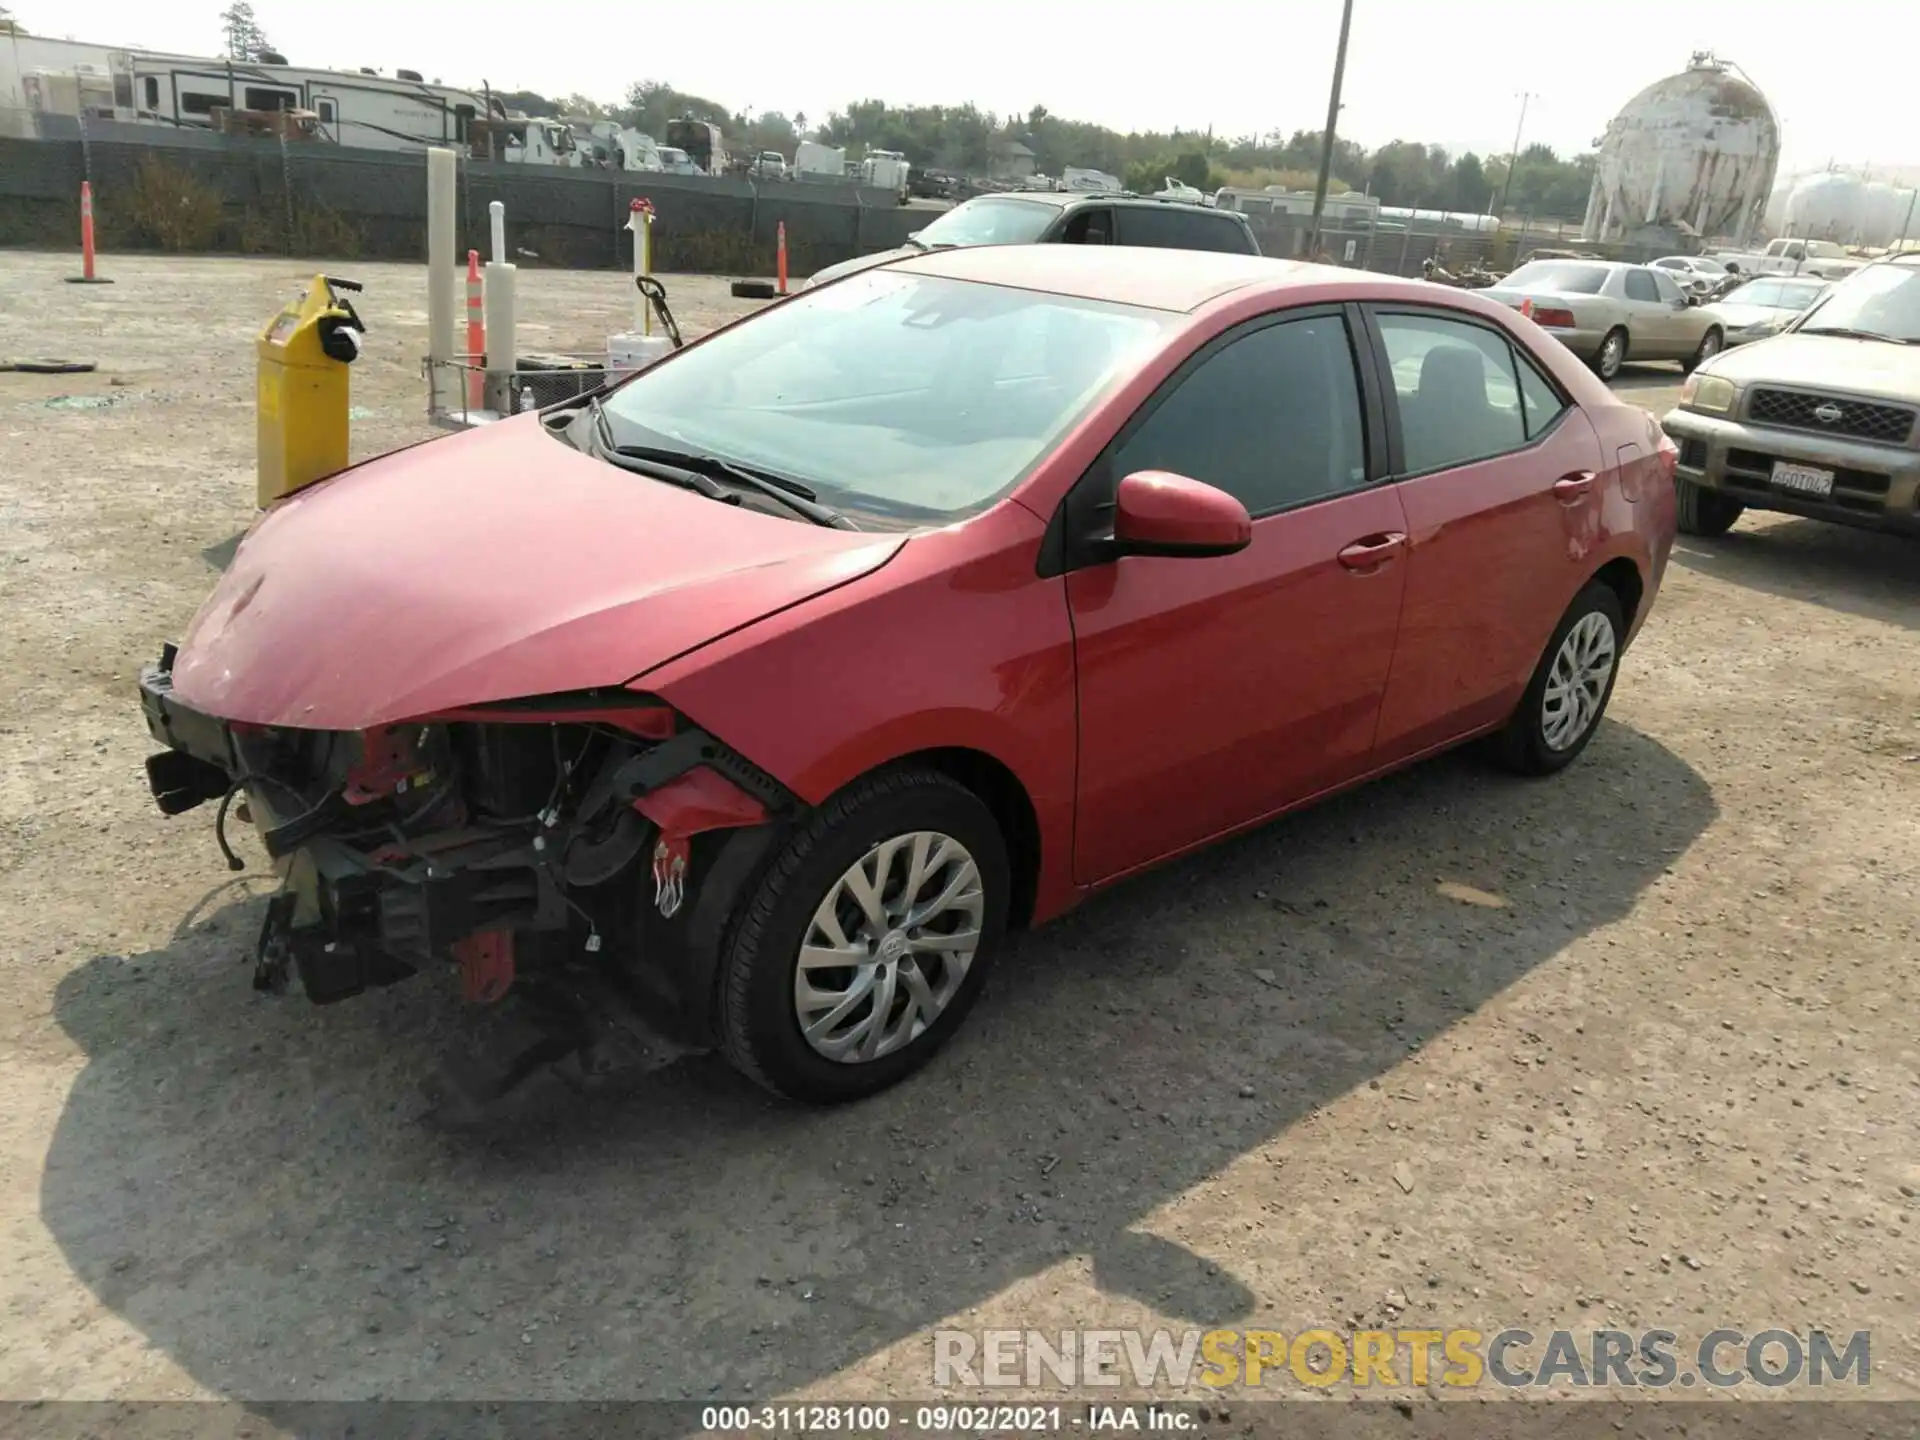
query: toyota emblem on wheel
1812 402 1845 423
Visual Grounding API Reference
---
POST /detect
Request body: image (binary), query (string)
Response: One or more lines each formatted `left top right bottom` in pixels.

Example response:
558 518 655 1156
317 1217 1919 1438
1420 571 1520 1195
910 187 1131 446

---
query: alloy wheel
1541 611 1617 752
793 831 985 1063
1598 333 1625 379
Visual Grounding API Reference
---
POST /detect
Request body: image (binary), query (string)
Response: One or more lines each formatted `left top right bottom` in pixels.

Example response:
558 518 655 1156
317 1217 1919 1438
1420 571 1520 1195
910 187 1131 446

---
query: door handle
1552 471 1596 502
1337 532 1407 570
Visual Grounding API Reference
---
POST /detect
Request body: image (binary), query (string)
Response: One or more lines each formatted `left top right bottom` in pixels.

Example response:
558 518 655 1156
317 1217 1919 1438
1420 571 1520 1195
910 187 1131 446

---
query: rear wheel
715 766 1009 1103
1675 476 1745 536
1591 328 1628 382
1491 580 1625 777
1682 327 1724 374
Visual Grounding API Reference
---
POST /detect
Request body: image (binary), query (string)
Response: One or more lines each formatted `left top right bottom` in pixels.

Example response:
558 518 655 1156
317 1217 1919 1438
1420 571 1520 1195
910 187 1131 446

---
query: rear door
1361 306 1610 765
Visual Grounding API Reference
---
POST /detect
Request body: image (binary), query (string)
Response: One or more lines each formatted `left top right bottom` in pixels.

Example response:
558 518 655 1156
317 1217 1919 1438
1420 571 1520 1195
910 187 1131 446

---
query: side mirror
1111 470 1252 559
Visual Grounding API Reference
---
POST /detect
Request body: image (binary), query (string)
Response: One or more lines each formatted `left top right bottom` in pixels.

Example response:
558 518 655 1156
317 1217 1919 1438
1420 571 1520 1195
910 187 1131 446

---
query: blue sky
12 0 1914 179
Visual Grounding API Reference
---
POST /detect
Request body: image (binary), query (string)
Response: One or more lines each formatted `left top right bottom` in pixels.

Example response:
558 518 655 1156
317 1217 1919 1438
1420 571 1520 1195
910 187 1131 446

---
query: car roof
894 244 1366 313
965 191 1228 216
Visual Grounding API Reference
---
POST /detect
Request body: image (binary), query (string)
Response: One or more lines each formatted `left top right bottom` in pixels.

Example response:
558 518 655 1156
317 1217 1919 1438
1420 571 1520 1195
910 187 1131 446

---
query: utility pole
1900 186 1918 252
1497 91 1535 219
1306 0 1355 256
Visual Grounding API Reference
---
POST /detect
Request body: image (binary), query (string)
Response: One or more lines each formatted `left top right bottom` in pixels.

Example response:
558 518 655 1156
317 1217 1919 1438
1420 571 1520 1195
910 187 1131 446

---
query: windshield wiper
1798 325 1914 344
611 443 856 529
579 397 737 502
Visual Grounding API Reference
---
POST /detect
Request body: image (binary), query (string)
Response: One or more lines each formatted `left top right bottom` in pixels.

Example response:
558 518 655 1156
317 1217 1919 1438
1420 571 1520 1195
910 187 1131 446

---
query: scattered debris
43 394 118 410
1 359 96 373
1393 1161 1416 1194
1436 880 1509 908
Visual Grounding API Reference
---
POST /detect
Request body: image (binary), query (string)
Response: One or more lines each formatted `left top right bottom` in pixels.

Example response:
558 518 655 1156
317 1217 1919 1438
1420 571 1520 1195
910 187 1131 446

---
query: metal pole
1306 0 1355 255
1497 92 1533 219
1900 188 1918 252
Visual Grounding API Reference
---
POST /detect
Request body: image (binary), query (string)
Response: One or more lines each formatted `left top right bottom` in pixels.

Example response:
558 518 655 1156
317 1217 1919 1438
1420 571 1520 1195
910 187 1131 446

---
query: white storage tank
1785 171 1867 241
1762 181 1794 236
1859 181 1911 247
1580 52 1780 246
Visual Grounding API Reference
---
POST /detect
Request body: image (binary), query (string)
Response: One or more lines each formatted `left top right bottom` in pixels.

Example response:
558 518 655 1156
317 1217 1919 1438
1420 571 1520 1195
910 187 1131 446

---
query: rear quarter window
1117 206 1257 254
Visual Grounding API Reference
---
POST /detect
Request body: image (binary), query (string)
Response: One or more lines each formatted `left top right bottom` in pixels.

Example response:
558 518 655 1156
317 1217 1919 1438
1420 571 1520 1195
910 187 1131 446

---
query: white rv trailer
125 51 495 152
1 34 511 156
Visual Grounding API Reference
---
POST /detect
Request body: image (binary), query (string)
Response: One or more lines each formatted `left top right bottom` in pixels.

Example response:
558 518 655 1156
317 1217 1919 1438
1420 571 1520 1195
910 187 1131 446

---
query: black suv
802 191 1260 289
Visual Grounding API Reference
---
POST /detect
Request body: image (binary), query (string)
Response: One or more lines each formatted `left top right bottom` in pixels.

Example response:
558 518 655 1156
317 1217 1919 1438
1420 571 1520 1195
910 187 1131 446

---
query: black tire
714 765 1010 1103
1675 476 1745 537
1491 580 1627 778
1682 327 1724 374
730 279 778 300
1591 327 1628 382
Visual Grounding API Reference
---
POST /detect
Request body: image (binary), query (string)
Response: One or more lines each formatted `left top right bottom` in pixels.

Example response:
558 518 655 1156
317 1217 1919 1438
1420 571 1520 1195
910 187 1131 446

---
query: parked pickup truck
1708 237 1864 281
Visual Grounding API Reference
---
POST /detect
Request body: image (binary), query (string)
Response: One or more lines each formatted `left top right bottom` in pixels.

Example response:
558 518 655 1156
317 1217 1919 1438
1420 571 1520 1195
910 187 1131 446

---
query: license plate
1770 460 1835 498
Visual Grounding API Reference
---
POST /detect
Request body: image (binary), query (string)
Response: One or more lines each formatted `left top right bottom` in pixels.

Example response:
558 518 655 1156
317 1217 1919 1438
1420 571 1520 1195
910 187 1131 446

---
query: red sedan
137 247 1678 1106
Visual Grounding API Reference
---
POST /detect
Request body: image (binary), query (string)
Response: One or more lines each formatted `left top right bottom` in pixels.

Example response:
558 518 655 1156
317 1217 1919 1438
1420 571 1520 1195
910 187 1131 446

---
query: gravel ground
0 251 1916 1407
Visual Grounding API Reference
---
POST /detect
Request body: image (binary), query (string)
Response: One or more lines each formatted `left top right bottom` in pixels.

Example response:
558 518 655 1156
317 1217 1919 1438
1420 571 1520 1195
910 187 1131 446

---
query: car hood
170 416 905 730
804 245 923 289
1704 302 1787 330
1703 333 1920 403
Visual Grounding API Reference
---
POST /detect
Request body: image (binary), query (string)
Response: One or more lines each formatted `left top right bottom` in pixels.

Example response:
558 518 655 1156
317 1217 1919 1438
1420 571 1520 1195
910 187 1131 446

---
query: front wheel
1675 476 1745 536
1592 328 1628 382
714 766 1009 1103
1491 580 1626 777
1682 327 1724 374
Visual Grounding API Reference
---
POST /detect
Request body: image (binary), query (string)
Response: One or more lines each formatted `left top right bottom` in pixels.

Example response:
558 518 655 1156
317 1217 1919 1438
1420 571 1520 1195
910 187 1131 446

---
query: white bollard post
483 261 518 413
489 200 506 265
426 147 459 414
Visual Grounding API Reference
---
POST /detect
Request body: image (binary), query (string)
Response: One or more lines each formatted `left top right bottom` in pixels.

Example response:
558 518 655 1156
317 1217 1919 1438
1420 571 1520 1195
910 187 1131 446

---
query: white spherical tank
1857 181 1916 247
1580 52 1780 246
1763 182 1794 235
1785 172 1866 240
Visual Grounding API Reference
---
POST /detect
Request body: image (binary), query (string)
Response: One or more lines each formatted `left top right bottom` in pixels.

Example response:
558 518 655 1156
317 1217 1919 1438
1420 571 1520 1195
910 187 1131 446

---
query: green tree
494 89 560 118
218 2 271 61
1451 153 1488 213
622 80 732 141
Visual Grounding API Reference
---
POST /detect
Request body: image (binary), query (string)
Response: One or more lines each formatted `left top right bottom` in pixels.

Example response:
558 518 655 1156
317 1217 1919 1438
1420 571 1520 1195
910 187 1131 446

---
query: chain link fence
0 121 922 274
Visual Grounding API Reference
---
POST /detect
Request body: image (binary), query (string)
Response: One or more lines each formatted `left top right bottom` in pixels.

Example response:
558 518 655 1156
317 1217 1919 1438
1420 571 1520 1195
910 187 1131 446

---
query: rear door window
1116 206 1252 253
1374 312 1531 473
1623 270 1660 303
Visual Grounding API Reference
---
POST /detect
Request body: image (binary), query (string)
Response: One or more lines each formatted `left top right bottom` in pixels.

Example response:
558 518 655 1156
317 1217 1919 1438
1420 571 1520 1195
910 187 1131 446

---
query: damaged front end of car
138 641 797 1103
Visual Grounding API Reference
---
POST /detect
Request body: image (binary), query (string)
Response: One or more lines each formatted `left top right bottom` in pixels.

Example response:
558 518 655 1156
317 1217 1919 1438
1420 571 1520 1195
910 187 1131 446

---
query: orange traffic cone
465 250 485 410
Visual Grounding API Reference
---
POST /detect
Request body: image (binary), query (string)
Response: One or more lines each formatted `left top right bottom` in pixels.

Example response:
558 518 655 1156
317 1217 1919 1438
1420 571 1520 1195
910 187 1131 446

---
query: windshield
914 197 1058 248
1503 261 1610 294
600 269 1171 522
1794 264 1920 341
1724 278 1825 310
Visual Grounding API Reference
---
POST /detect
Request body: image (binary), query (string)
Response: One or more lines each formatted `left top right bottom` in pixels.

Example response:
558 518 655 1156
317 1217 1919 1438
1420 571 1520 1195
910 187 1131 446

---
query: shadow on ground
1672 515 1919 631
1602 364 1685 395
42 722 1714 1401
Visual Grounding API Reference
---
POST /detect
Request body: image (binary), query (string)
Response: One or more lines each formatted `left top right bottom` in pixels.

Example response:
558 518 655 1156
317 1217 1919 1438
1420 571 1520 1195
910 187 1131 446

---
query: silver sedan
1477 259 1728 381
1699 275 1829 346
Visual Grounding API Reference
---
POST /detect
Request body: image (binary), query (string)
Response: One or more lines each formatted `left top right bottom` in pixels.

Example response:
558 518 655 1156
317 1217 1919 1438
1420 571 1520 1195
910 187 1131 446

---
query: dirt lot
1 252 1917 1406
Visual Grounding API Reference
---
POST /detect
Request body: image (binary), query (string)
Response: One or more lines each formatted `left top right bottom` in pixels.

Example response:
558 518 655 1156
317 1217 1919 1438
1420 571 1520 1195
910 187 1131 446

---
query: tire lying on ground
730 279 779 300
